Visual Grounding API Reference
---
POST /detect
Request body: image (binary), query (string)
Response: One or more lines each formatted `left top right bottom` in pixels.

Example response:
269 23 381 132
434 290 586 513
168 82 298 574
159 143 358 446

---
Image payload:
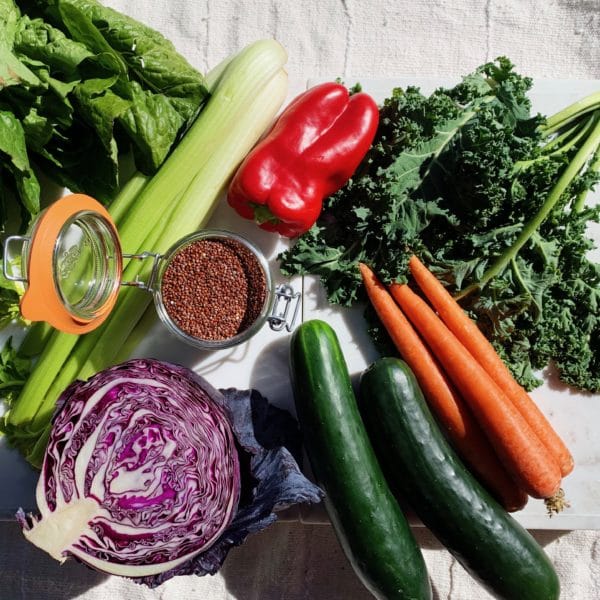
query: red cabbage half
17 359 322 586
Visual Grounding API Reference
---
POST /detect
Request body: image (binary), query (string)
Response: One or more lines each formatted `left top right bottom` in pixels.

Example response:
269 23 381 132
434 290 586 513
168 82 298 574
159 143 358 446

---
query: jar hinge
2 235 29 283
267 284 301 332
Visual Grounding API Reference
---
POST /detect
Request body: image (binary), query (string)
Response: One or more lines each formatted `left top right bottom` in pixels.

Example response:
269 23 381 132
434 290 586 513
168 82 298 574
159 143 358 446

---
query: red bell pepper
227 82 379 237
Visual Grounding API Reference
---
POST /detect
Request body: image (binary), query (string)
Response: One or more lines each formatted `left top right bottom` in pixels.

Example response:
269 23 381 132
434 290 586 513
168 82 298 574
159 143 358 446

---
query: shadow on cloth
221 520 569 600
221 520 375 600
0 521 108 600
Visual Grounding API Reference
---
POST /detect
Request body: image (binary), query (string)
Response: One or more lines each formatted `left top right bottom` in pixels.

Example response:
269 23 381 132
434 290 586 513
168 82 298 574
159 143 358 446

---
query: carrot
408 254 574 477
358 263 527 511
389 281 562 499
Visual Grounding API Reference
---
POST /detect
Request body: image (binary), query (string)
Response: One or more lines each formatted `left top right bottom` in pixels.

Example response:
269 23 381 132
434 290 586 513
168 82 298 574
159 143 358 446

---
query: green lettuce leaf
117 81 186 173
0 110 40 216
38 0 209 171
0 0 40 89
1 0 209 214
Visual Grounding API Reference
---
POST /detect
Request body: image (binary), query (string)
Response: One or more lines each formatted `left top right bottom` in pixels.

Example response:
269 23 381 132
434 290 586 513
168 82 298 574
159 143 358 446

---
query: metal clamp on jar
3 194 301 349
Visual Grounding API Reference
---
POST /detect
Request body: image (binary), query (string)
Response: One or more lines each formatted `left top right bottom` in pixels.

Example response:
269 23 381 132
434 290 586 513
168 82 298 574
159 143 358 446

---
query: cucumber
290 320 431 600
359 357 560 600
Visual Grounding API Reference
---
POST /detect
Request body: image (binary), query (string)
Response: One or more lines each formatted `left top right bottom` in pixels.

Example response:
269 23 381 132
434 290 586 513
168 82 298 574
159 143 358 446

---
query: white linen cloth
1 0 599 598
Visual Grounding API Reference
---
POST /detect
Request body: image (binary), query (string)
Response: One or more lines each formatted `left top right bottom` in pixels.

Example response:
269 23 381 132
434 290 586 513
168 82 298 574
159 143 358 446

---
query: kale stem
539 119 583 154
541 91 600 137
463 114 600 295
574 143 600 213
514 114 597 174
510 257 541 319
543 113 597 157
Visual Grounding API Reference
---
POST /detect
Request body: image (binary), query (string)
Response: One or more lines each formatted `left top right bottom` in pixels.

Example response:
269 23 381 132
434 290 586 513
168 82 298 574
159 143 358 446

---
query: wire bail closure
121 252 162 292
3 240 163 292
267 284 301 332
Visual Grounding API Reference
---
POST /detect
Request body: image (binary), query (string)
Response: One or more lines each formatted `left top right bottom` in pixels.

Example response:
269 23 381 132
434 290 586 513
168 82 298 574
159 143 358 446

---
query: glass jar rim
9 194 122 334
53 209 122 322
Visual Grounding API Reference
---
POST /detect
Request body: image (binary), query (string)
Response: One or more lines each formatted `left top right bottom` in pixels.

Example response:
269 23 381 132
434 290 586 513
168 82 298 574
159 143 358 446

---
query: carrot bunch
359 256 573 511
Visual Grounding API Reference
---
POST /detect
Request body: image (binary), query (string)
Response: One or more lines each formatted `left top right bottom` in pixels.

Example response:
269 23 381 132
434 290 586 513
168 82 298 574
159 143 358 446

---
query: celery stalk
113 305 158 364
18 322 53 358
26 423 50 468
108 172 149 224
3 329 78 444
6 40 288 460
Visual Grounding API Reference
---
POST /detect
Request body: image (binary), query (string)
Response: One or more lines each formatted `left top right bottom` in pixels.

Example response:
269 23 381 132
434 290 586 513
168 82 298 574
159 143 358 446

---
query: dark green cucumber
290 320 431 600
359 357 560 600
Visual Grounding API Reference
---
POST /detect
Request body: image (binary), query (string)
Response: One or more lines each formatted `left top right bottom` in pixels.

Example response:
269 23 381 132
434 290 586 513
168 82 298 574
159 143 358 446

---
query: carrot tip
545 488 570 517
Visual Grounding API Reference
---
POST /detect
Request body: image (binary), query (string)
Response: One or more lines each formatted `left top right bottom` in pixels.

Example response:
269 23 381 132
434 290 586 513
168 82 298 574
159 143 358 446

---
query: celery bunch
2 39 289 466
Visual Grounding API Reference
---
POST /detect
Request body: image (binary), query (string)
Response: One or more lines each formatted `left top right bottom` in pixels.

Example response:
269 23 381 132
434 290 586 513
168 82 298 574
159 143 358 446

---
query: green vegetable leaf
0 109 40 216
73 74 128 156
57 1 127 74
56 0 208 115
0 253 29 406
14 13 94 78
20 106 53 151
50 0 208 170
0 0 209 213
0 0 41 89
117 81 186 173
0 288 22 331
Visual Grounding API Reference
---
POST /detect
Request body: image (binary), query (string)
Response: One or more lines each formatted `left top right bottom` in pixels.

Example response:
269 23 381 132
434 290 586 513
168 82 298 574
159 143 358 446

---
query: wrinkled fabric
1 0 599 598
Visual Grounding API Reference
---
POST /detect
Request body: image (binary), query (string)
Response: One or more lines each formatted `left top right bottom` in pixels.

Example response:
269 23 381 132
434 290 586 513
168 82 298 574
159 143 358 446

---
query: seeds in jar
161 237 267 341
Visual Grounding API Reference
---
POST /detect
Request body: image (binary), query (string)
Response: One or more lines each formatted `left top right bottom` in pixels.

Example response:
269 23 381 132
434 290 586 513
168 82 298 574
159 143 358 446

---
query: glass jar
3 194 300 348
130 230 300 350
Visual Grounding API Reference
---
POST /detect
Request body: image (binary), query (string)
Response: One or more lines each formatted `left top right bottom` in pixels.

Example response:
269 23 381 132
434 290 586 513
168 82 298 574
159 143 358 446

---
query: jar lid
20 194 122 334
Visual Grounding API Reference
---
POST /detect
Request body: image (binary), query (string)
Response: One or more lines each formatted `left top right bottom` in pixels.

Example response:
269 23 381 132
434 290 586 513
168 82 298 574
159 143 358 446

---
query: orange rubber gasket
20 194 122 334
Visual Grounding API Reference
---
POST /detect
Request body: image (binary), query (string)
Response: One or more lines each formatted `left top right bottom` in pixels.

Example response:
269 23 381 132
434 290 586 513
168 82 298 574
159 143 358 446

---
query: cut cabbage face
21 360 240 578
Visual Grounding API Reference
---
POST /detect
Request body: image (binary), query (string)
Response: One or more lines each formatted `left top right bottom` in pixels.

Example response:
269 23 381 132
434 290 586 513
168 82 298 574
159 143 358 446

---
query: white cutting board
1 77 599 531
